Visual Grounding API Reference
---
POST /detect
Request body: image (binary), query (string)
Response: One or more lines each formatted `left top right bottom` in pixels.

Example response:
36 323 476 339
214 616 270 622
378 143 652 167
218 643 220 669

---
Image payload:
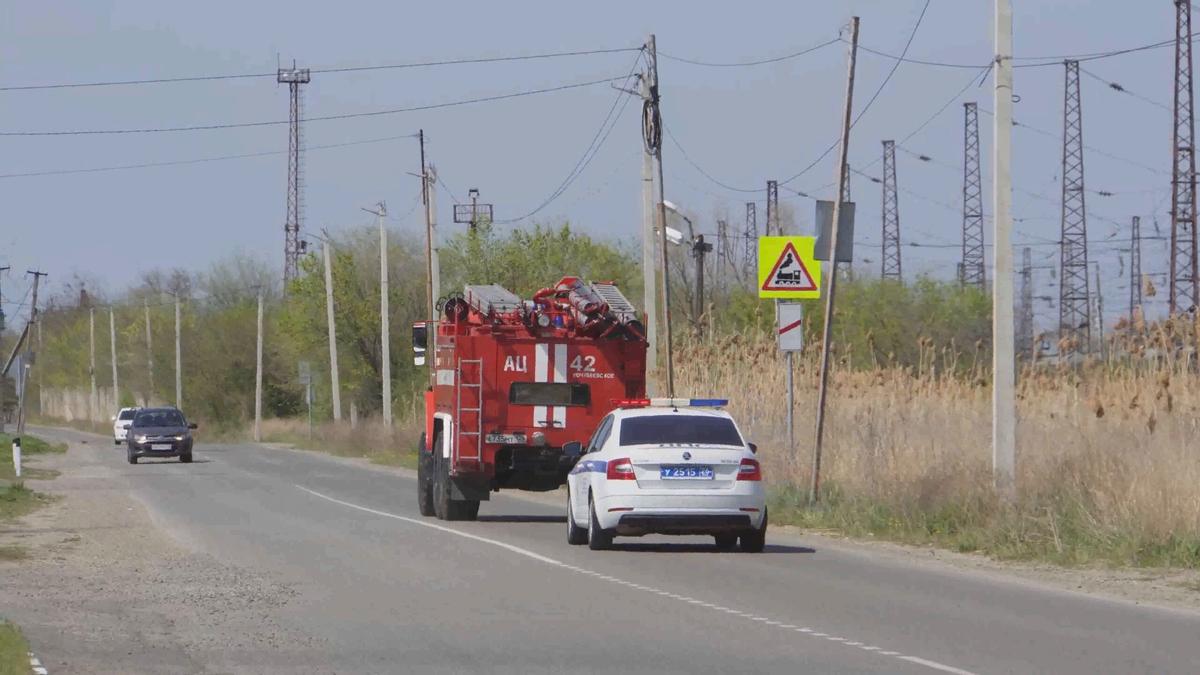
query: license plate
150 443 173 450
660 465 714 480
485 433 527 445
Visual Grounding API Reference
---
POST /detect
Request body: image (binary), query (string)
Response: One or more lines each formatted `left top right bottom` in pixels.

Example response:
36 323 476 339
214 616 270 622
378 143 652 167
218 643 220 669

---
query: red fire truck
412 277 648 521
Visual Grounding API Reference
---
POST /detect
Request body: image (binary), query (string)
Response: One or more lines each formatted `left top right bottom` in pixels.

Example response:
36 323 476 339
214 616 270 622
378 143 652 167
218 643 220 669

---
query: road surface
5 427 1199 674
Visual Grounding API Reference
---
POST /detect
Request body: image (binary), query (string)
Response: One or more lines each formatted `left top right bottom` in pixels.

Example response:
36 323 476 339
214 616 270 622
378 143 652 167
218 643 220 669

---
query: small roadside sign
758 236 821 299
298 361 312 386
777 302 803 352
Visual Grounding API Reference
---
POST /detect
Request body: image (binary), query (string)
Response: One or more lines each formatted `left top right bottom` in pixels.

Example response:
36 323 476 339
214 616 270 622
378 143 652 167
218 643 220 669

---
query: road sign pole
786 350 794 455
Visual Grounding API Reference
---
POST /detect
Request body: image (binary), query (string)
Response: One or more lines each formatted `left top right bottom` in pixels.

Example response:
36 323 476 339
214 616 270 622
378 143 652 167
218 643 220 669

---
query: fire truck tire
587 495 613 550
417 433 436 517
434 452 480 522
566 490 587 545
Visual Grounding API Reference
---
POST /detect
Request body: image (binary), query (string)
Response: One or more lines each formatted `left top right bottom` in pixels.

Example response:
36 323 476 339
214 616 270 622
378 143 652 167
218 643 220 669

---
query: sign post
298 361 313 440
776 302 804 455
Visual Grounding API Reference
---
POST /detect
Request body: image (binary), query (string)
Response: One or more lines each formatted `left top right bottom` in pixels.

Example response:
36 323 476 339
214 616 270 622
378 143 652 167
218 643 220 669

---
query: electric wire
0 74 631 136
657 39 840 67
856 33 1198 71
0 47 642 92
1079 66 1172 113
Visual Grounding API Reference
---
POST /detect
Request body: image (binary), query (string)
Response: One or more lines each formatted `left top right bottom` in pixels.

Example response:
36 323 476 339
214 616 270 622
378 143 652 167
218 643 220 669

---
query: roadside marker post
776 302 804 456
11 436 20 478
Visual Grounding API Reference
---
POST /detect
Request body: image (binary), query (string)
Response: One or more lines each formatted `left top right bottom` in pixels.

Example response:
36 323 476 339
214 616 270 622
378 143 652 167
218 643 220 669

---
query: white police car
563 398 767 552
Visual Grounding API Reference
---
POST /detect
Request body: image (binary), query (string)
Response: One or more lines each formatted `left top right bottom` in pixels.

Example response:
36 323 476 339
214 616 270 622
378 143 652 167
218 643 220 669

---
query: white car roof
609 406 735 421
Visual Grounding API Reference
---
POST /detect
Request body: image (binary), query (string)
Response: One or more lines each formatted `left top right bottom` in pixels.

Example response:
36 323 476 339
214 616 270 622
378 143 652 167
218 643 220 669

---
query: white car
564 399 767 552
112 407 139 445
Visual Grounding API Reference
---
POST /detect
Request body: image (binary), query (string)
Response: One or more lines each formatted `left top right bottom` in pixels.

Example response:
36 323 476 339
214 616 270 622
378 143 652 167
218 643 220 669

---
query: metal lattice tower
1171 0 1199 314
742 202 757 280
765 180 779 235
1019 247 1034 356
961 102 985 288
1059 60 1091 353
278 63 310 283
881 140 902 280
1130 215 1143 318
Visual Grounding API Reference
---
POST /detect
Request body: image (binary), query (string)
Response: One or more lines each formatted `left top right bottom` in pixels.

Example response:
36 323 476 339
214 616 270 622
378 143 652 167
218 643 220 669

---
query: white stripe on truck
553 343 568 428
534 343 549 427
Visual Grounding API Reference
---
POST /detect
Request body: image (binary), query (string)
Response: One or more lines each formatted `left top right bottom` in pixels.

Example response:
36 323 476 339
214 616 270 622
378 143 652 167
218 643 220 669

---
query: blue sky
0 0 1183 332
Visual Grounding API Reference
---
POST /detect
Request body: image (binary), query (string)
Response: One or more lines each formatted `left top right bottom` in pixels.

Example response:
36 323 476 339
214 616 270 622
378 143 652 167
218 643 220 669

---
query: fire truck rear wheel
434 451 480 522
417 433 436 517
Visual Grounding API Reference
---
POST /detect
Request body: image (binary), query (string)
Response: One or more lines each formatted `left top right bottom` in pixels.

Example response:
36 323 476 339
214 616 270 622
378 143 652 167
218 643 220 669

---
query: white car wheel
566 490 587 545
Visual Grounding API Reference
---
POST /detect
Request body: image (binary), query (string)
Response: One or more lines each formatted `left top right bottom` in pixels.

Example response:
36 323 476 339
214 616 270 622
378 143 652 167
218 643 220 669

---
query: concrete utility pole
322 237 342 421
109 306 119 405
18 270 46 435
365 202 392 426
144 300 154 404
992 0 1017 499
646 34 676 397
174 295 182 410
89 307 97 420
640 81 659 393
1130 216 1143 319
1094 263 1106 358
420 130 440 324
811 16 859 505
254 292 264 442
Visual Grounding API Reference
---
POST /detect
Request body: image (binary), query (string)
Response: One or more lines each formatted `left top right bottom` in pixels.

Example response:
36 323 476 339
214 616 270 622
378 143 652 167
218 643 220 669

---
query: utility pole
0 266 8 334
144 301 154 404
18 270 46 435
1171 0 1199 314
278 62 311 285
1094 263 1106 358
962 102 986 288
1130 215 1143 319
1020 247 1034 357
174 295 182 409
766 180 780 235
640 92 659 390
322 237 342 421
1059 60 1091 356
993 0 1017 499
365 202 392 425
109 306 119 405
254 291 263 442
420 130 441 324
89 307 97 420
881 140 902 281
692 234 713 331
811 16 859 505
646 34 676 397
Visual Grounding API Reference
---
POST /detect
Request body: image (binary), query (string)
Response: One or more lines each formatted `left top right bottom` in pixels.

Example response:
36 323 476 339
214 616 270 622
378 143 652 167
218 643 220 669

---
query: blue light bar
648 398 729 408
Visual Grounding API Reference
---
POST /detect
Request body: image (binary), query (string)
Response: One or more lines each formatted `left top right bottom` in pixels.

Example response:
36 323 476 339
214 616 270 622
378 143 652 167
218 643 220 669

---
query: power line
0 46 642 92
0 132 417 182
856 33 1197 71
497 52 644 224
1079 66 1172 113
663 124 760 193
0 74 631 137
658 39 840 67
780 1 932 187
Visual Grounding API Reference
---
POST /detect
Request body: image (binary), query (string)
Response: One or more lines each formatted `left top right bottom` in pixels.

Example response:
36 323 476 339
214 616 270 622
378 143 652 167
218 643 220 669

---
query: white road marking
29 652 48 674
297 485 977 674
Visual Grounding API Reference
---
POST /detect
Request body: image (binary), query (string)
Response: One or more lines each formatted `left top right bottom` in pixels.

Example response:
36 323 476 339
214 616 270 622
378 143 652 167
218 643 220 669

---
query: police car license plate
660 465 714 480
151 444 173 450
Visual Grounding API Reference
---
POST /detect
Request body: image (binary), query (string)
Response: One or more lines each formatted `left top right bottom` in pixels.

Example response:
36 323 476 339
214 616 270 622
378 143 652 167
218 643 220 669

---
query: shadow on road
608 542 816 554
477 514 567 524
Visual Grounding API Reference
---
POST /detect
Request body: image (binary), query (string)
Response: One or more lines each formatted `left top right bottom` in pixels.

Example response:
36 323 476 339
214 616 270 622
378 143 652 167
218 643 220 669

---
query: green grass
0 621 30 675
0 483 51 523
0 432 66 456
768 483 1200 570
0 546 27 562
0 432 64 483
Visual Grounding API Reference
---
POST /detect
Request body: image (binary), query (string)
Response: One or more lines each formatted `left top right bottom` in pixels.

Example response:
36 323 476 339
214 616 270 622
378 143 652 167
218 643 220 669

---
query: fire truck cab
414 277 648 521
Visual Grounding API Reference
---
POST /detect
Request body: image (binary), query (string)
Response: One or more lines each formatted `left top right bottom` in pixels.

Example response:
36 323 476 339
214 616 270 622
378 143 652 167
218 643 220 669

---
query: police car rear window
619 415 744 447
509 382 591 407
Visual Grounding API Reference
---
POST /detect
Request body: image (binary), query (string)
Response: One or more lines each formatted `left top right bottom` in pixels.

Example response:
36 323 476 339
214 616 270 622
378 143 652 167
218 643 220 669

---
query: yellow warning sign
757 236 821 299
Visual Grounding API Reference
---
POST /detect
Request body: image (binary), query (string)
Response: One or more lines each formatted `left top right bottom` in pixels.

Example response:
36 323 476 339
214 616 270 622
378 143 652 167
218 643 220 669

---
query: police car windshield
118 409 137 420
619 414 744 447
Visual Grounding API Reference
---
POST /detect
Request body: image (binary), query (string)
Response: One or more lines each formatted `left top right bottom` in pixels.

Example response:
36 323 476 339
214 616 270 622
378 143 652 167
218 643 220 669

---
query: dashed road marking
297 485 978 674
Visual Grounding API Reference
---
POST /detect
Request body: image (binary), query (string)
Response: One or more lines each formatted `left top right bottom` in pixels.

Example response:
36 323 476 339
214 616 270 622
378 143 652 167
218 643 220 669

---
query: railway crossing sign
758 236 821 299
776 302 804 352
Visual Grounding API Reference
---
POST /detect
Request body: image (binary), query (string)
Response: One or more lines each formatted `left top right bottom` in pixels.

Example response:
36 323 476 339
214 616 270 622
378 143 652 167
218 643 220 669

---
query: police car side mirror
748 443 758 455
562 441 583 459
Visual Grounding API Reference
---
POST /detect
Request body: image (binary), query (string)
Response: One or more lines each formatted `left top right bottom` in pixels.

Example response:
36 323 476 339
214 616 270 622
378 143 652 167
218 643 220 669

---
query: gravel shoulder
0 429 312 675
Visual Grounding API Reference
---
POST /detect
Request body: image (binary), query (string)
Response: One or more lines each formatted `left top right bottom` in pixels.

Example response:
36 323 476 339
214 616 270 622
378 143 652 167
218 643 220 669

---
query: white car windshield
619 415 744 447
118 409 137 421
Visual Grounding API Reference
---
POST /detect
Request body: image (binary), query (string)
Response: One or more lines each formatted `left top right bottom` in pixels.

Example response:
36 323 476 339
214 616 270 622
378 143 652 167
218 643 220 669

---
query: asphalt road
16 427 1200 674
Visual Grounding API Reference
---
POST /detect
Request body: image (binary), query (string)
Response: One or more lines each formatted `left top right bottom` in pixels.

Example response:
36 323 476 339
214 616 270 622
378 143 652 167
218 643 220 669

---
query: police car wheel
587 495 613 551
739 510 767 553
714 533 738 551
566 490 587 545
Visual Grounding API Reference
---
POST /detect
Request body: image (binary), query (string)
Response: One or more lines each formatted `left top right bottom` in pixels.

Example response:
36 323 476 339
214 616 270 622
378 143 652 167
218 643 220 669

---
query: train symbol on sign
762 242 817 291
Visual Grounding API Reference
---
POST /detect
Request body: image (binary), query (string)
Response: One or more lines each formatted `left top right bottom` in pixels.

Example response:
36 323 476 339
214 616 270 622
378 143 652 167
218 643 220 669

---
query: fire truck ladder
453 357 484 472
590 282 638 324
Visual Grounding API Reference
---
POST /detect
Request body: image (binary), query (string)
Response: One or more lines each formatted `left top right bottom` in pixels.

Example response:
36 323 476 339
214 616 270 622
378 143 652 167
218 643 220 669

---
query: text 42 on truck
412 277 648 521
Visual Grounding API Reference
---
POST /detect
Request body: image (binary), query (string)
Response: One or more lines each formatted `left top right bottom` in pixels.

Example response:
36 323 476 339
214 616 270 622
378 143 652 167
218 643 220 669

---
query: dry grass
257 417 421 469
675 332 1200 568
